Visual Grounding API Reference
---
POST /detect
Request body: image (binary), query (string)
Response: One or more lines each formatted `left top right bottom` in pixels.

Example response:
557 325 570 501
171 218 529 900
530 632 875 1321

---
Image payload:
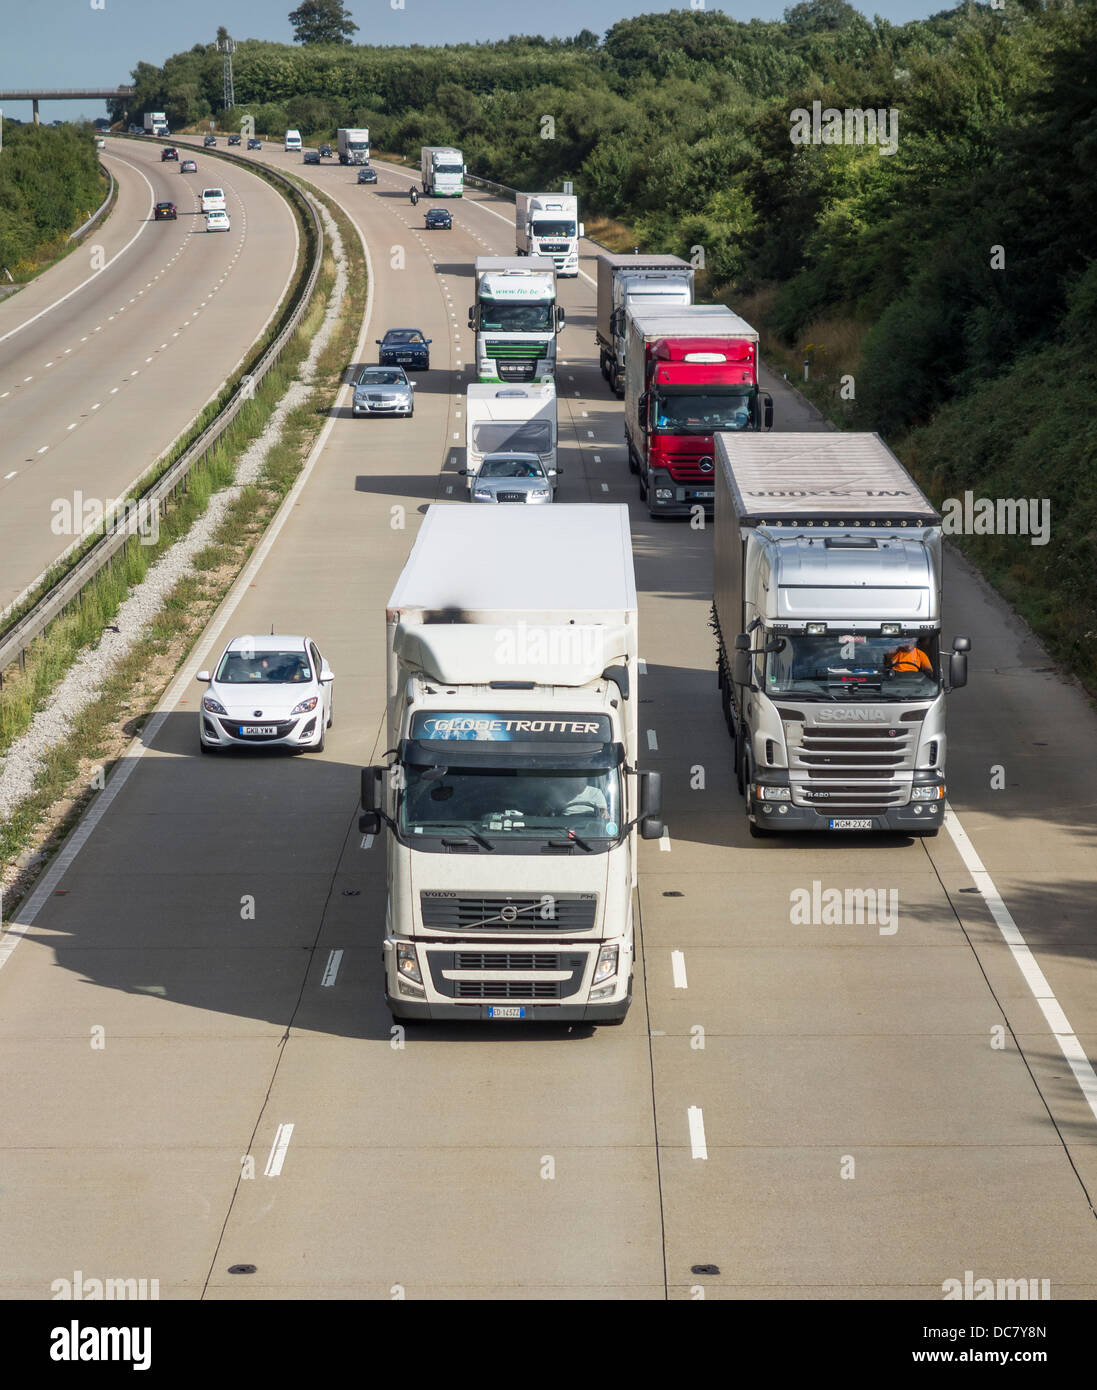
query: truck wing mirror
949 636 971 690
639 770 663 839
359 765 382 835
762 393 774 431
467 307 477 329
579 222 585 238
555 305 566 332
732 634 753 688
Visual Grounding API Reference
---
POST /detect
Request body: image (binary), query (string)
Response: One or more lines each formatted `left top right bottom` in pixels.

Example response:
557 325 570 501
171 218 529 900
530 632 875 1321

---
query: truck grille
426 950 588 999
455 952 564 970
789 723 913 810
485 343 544 360
657 450 717 483
455 980 561 999
420 893 597 932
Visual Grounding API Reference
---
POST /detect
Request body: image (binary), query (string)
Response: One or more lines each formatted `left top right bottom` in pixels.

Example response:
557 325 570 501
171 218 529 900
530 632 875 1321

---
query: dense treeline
0 123 106 277
122 2 1097 672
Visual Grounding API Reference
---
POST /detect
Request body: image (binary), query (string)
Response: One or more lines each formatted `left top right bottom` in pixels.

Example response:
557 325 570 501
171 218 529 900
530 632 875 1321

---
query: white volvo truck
595 253 694 395
712 433 970 838
468 256 563 384
420 145 465 195
359 505 663 1023
462 381 558 492
515 193 584 276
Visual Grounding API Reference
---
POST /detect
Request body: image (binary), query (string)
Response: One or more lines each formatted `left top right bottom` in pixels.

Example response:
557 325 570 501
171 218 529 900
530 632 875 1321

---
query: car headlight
202 695 227 715
290 695 319 716
396 942 422 984
911 784 943 801
593 944 619 985
473 489 492 500
757 785 791 801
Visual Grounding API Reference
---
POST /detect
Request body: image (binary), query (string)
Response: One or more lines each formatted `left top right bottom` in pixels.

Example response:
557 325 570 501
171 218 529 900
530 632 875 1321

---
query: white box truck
462 381 558 493
143 112 168 136
515 193 584 277
468 256 562 384
596 253 694 394
359 504 663 1023
712 432 971 838
420 146 465 196
337 127 370 164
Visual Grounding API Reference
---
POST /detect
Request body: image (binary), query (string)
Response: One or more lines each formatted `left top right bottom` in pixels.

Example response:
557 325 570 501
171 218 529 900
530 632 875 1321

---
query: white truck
143 112 168 136
712 432 971 838
596 253 694 394
420 146 465 196
468 256 563 384
515 193 584 277
359 504 663 1023
462 382 558 493
337 127 370 164
284 129 302 152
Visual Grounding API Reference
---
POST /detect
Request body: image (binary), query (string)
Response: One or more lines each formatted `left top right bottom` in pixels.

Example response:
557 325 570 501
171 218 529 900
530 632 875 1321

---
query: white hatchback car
200 187 226 213
197 635 334 753
205 210 230 233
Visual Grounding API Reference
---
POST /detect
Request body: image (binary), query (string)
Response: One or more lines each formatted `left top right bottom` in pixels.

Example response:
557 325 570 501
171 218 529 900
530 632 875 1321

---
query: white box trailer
595 253 694 393
337 127 370 163
420 145 465 196
515 192 584 276
359 504 663 1023
463 381 557 491
711 432 970 838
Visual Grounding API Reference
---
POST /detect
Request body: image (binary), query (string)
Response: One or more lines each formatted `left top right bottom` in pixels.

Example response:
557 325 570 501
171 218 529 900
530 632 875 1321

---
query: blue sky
0 0 954 124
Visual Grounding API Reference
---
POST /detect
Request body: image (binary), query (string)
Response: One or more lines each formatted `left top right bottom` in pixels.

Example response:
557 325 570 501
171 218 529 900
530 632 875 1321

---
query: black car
247 138 262 150
203 135 216 147
303 150 321 165
318 143 333 158
154 201 177 221
227 134 241 146
160 147 178 161
377 328 432 370
425 208 452 230
356 165 378 184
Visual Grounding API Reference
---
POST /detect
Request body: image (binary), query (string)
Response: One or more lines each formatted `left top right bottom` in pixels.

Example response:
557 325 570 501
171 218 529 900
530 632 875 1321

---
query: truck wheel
608 364 618 394
626 440 638 475
638 468 647 501
735 734 746 796
748 816 772 839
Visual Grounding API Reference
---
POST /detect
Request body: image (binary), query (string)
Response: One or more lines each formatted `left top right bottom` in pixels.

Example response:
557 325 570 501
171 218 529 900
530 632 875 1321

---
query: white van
200 188 226 213
284 129 302 153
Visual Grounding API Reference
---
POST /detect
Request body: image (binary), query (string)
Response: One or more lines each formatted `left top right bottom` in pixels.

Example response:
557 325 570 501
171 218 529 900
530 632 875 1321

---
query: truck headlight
655 488 674 501
757 785 791 801
396 942 422 984
911 784 943 801
593 944 619 985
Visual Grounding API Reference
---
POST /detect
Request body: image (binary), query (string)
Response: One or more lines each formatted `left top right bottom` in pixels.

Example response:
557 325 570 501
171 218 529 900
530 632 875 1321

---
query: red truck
623 306 773 518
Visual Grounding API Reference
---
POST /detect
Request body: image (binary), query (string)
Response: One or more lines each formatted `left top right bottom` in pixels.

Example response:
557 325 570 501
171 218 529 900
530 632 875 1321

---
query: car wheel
199 736 215 755
314 722 325 753
326 694 334 729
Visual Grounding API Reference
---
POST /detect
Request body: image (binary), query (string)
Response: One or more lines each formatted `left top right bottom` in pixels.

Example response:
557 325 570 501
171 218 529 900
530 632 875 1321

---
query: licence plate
693 490 714 499
829 818 873 830
487 1006 526 1019
240 725 277 736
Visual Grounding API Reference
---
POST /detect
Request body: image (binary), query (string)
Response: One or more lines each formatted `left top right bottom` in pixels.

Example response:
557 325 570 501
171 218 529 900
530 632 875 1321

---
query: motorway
0 137 298 611
0 135 1094 1299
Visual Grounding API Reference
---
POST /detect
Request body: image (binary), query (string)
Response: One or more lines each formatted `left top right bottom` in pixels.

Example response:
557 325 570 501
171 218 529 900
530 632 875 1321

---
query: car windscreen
358 370 405 386
386 331 424 344
479 458 544 478
215 651 312 683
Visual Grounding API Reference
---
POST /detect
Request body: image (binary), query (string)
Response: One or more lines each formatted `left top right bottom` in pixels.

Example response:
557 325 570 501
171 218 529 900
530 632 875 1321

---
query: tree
288 1 358 46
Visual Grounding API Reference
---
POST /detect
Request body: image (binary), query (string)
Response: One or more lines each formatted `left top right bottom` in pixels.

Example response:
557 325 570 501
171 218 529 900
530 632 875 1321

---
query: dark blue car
425 208 452 230
377 328 431 370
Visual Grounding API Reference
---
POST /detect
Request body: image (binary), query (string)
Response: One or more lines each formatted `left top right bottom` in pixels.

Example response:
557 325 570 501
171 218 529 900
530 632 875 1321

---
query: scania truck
337 127 370 164
624 305 773 518
421 146 465 196
596 253 694 395
712 432 971 838
463 381 557 492
359 504 663 1023
468 256 563 384
515 193 584 277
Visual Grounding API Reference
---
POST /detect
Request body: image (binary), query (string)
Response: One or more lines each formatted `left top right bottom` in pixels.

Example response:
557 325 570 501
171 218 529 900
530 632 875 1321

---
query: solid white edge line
671 949 688 989
1 197 376 969
264 1122 294 1176
0 157 156 345
944 803 1097 1123
688 1106 707 1159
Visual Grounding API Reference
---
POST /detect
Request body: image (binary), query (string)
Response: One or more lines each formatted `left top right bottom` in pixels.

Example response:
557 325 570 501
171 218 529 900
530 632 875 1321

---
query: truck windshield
481 301 554 332
400 766 622 842
434 162 463 174
347 141 368 151
652 388 756 433
533 220 576 238
765 632 941 699
471 421 552 455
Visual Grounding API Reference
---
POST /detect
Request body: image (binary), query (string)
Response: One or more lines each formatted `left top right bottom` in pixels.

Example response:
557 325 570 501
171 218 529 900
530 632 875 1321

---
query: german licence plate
829 818 873 830
693 490 714 499
487 1006 526 1019
240 725 277 736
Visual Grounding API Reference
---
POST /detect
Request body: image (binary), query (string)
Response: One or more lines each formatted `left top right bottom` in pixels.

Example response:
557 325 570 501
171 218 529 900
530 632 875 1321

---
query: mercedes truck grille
789 723 913 810
659 451 717 482
420 893 597 932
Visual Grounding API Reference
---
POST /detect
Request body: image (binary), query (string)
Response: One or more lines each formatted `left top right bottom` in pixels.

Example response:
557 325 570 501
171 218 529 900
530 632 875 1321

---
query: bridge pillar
33 98 40 125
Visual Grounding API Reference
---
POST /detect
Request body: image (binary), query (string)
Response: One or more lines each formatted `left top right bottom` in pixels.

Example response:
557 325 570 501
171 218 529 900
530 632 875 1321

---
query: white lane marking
688 1107 708 1159
360 835 374 850
647 729 658 751
37 446 48 454
321 949 343 987
671 950 688 989
63 348 71 354
659 828 672 852
945 805 1097 1123
91 402 100 410
601 483 609 492
23 376 32 382
594 455 601 463
0 391 8 398
581 411 588 417
3 471 16 480
67 423 77 431
264 1123 294 1176
44 361 53 367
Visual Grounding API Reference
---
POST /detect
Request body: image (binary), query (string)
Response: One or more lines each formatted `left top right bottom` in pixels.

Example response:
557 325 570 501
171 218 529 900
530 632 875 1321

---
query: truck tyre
626 439 638 475
608 363 619 395
735 734 746 796
637 468 647 501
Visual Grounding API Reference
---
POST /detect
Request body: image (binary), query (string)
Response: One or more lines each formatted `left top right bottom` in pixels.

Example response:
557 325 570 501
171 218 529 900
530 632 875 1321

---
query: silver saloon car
352 365 414 417
468 453 557 503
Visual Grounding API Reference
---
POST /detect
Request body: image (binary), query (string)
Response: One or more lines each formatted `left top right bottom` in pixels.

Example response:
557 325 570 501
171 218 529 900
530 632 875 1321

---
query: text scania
50 1321 152 1371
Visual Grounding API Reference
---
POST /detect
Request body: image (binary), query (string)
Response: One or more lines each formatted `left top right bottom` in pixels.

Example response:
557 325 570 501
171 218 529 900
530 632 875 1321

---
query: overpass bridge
0 88 135 123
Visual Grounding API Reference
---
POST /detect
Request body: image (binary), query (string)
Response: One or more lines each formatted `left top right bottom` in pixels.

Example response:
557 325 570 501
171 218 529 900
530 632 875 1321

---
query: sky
0 0 955 125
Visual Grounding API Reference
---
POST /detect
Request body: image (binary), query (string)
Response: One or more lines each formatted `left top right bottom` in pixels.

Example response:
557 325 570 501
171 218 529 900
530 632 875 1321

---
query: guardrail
0 145 324 681
67 165 115 242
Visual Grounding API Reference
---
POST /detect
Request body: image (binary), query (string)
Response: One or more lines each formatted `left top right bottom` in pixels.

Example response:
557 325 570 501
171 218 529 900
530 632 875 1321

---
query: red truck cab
623 307 773 518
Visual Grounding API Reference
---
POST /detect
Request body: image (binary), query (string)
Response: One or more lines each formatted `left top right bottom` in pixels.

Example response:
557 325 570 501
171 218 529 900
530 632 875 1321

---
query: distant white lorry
420 146 465 196
337 127 370 164
358 503 663 1024
516 193 584 277
284 129 302 153
462 381 558 493
143 112 168 136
